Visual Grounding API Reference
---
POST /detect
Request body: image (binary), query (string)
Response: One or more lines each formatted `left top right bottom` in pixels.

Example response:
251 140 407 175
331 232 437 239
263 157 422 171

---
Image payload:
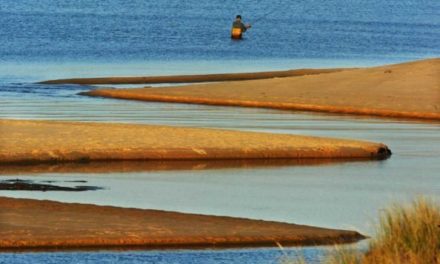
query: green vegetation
328 198 440 264
287 198 440 264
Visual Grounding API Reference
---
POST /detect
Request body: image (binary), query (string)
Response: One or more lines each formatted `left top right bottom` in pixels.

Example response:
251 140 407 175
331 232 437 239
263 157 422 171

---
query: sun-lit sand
39 68 343 85
11 60 440 252
82 58 440 120
0 196 365 250
0 118 382 250
0 119 390 164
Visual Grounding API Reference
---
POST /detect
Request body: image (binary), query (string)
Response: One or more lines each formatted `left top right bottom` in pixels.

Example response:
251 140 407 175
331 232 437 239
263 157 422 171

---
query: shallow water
0 246 335 264
3 88 439 264
1 0 439 263
1 63 439 264
1 90 439 233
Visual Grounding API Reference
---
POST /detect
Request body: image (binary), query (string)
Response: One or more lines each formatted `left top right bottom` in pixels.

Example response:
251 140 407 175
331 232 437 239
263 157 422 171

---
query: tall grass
286 198 440 264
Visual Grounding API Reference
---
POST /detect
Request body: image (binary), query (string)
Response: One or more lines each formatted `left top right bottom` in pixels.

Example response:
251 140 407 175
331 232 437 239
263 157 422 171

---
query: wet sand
83 58 440 120
0 196 365 250
0 119 390 164
0 159 357 175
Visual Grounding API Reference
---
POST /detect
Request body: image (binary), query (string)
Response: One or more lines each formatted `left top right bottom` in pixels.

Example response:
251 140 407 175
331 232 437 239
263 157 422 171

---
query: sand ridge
39 68 344 85
83 58 440 120
0 119 390 164
0 196 365 250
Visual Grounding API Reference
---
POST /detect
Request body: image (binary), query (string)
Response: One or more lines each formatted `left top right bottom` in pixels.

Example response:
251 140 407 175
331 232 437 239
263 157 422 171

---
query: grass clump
328 198 440 264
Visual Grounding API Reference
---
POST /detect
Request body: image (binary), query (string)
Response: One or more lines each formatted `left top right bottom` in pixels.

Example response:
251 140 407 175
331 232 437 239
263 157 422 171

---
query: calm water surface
0 247 335 264
1 0 438 63
1 91 439 232
1 0 439 263
1 83 439 263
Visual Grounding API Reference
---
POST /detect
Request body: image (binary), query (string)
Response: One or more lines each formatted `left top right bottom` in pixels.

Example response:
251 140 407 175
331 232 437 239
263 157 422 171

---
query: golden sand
0 197 365 250
40 68 343 85
0 119 390 164
83 58 440 120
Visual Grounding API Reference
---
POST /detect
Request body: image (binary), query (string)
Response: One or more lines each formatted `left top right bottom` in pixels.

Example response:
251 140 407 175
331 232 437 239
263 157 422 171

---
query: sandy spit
0 196 365 250
39 68 343 85
0 119 390 164
84 58 440 120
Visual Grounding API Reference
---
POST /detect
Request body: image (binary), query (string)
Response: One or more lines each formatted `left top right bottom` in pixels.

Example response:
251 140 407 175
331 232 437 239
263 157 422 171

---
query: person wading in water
231 15 251 39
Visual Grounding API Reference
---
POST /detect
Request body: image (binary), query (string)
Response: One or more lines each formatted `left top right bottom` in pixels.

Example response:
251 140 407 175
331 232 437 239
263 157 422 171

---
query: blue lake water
0 0 439 263
0 247 335 264
1 0 439 63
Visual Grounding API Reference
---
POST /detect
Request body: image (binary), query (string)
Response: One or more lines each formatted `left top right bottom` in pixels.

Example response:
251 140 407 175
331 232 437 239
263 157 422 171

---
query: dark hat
236 15 242 19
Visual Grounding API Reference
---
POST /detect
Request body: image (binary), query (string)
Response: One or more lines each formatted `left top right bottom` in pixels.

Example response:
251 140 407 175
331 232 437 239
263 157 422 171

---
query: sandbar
0 119 390 164
83 58 440 120
39 68 343 85
0 196 365 250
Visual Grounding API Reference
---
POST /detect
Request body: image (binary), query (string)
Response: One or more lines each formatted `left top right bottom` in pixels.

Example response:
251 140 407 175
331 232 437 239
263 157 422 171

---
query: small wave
0 83 91 98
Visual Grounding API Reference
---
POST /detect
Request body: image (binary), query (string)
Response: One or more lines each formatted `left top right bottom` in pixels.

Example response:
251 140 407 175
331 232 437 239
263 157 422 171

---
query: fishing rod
230 0 286 39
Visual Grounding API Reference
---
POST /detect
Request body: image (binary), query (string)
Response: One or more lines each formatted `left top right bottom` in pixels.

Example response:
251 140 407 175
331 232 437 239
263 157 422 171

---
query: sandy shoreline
9 60 438 253
0 119 380 252
0 196 365 251
39 68 344 85
0 119 390 164
81 58 440 120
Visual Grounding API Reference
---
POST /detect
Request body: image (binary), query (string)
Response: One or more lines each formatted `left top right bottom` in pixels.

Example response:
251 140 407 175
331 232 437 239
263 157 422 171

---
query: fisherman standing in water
231 15 251 39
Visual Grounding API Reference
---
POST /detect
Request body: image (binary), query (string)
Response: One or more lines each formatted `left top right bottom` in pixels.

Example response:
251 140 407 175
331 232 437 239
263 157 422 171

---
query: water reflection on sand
1 88 439 235
0 159 376 175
